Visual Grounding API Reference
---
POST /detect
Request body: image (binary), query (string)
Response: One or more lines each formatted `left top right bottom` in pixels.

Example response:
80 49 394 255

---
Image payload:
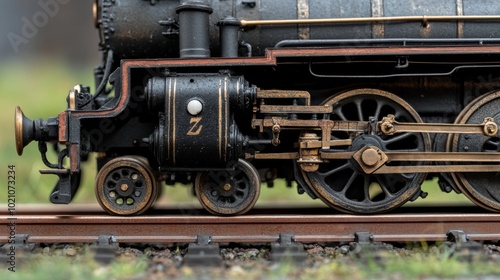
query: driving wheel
449 91 500 211
303 88 431 213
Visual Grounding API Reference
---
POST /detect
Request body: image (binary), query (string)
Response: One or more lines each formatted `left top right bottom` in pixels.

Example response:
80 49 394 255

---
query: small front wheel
95 156 158 215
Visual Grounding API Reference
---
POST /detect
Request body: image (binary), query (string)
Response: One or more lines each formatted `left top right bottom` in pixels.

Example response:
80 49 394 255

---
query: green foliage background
0 60 95 204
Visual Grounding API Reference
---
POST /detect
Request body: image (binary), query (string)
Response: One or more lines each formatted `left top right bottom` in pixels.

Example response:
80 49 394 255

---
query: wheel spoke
362 176 370 202
319 162 351 177
336 109 348 121
383 132 414 146
375 176 396 198
373 101 383 120
355 100 364 121
340 171 359 196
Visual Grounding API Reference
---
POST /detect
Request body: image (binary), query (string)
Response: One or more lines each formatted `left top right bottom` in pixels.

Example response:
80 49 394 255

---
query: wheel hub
350 135 386 173
210 180 237 197
116 179 135 197
223 183 233 192
350 135 384 151
361 148 381 167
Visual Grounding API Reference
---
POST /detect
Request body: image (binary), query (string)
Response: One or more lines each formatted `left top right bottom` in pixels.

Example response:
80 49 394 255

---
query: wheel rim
95 156 157 215
303 89 430 213
195 159 260 215
449 91 500 211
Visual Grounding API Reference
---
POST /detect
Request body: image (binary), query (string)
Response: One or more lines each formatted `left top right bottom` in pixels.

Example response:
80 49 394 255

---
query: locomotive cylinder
144 75 254 169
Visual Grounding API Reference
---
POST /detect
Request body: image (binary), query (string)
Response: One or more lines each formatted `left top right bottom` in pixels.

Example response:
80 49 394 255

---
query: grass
0 59 474 208
3 244 500 280
302 254 500 280
3 247 149 280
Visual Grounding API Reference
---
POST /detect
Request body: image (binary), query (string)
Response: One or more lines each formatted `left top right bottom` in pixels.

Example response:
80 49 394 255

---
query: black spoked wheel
95 156 158 215
449 91 500 211
195 159 260 215
303 89 431 213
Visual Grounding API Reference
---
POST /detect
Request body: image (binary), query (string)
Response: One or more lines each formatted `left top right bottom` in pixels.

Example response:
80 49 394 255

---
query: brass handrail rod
240 15 500 27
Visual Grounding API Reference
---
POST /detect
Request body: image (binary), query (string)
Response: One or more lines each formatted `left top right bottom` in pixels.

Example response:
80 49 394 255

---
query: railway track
2 205 500 244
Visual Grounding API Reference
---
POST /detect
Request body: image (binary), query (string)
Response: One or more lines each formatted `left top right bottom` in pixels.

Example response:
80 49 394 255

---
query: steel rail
1 206 500 244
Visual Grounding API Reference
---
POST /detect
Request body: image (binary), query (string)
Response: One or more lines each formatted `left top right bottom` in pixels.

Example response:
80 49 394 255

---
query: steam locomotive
15 0 500 215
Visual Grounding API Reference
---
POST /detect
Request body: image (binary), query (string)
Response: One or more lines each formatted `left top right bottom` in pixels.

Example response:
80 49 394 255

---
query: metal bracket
40 169 81 204
271 118 281 146
184 235 222 266
293 162 317 199
350 232 388 258
354 232 376 245
270 233 307 263
90 234 119 265
445 230 484 261
159 19 179 36
395 56 409 69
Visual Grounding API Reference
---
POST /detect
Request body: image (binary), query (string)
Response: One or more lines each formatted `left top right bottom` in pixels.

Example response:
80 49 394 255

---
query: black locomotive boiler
14 0 500 215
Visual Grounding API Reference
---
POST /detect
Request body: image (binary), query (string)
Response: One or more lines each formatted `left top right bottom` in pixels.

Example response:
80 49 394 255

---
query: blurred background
0 0 470 208
0 0 101 205
1 1 100 63
0 0 305 207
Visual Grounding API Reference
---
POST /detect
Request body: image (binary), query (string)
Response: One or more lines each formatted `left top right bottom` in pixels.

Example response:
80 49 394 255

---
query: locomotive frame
14 0 500 216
